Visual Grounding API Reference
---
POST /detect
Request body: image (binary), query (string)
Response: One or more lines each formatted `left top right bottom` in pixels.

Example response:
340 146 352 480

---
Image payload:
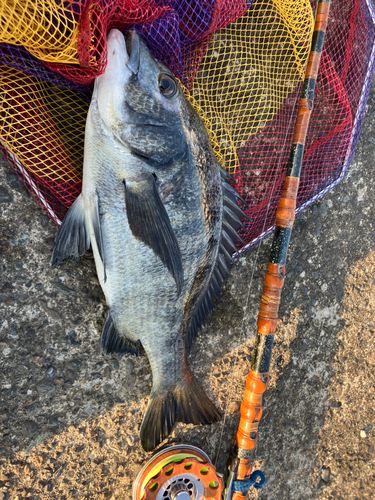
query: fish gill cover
0 0 375 250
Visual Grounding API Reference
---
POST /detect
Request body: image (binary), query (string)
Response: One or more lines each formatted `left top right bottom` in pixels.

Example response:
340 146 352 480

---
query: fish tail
140 373 221 452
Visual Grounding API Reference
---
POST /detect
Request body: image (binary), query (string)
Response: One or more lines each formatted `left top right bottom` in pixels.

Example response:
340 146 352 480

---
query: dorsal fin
186 176 247 346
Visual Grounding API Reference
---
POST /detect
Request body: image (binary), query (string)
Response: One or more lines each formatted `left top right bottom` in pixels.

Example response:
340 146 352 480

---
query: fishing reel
132 445 224 500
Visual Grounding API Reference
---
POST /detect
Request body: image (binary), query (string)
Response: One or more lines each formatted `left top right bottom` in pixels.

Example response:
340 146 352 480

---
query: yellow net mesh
0 65 87 182
0 0 314 177
0 0 314 222
184 0 314 174
0 0 78 64
179 80 225 168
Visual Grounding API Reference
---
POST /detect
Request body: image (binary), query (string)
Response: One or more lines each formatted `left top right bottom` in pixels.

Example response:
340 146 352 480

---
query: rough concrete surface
1 77 375 499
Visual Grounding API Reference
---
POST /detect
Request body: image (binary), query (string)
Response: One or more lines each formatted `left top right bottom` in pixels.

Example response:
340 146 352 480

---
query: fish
51 28 246 451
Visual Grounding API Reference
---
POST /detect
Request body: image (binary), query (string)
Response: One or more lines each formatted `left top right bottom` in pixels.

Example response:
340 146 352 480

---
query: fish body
52 29 244 450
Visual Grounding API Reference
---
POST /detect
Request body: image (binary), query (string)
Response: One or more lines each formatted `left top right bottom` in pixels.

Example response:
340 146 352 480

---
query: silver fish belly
52 29 245 451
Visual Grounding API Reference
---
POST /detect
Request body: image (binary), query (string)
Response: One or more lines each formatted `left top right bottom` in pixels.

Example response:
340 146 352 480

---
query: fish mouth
106 28 140 75
125 30 140 75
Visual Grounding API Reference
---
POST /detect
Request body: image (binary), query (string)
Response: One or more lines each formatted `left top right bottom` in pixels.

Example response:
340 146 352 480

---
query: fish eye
159 74 177 98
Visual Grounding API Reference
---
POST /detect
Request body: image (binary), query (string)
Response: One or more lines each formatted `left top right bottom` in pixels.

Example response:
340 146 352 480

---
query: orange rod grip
275 177 299 228
235 370 268 479
257 263 285 335
315 2 330 32
305 3 330 81
237 459 254 483
305 53 321 80
232 492 246 500
293 98 312 144
235 371 267 449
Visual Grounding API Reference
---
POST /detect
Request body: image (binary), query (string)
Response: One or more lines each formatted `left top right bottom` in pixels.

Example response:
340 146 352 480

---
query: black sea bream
52 29 245 451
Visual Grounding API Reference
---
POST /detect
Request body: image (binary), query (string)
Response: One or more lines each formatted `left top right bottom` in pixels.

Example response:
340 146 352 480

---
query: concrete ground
0 81 375 499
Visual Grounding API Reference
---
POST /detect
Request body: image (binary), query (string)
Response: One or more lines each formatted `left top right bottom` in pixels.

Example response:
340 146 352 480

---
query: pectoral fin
89 193 106 282
124 175 183 295
51 195 89 265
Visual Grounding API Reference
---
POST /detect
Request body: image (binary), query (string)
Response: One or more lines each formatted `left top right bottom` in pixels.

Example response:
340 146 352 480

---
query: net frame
0 0 374 253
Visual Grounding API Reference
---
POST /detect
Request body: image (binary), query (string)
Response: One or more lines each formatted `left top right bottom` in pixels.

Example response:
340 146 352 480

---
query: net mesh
0 0 79 64
0 65 88 223
187 0 314 175
236 0 375 250
0 0 375 251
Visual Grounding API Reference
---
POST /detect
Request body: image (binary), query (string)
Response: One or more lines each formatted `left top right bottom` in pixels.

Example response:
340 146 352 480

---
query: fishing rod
132 1 331 498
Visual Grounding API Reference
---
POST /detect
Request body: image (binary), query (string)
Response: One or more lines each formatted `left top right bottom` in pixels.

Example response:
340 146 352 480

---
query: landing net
0 0 374 251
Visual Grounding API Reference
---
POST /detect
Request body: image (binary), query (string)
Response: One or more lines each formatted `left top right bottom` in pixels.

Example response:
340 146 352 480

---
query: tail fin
140 374 221 451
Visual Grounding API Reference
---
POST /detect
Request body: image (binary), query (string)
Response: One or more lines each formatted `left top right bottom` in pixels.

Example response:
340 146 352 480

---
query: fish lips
106 28 139 75
92 31 142 134
93 29 138 99
125 30 140 75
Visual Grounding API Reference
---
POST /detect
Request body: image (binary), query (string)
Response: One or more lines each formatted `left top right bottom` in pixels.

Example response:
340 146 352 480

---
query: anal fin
100 311 142 355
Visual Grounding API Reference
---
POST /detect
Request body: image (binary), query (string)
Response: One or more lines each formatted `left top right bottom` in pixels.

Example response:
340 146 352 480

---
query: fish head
92 29 190 172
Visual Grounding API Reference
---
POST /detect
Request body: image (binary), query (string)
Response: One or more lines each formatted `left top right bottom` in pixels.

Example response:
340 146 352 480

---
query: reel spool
132 445 224 500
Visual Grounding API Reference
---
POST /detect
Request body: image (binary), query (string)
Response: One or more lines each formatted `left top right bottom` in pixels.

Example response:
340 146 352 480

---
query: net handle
226 1 331 496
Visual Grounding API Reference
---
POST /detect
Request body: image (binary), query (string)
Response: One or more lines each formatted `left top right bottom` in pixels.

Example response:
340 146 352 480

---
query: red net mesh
1 0 375 250
0 66 87 223
235 0 375 251
42 1 248 87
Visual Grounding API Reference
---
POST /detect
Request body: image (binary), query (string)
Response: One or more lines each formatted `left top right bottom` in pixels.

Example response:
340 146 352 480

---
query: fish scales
52 29 245 450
